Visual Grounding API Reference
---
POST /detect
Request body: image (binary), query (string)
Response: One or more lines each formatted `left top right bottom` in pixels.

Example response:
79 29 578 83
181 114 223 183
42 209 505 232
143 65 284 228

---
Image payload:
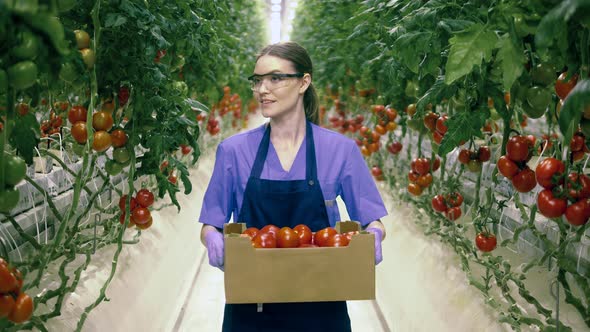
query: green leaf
535 0 588 50
444 24 499 84
559 80 590 147
184 98 209 112
416 76 457 117
495 34 525 91
104 14 127 28
392 31 432 73
438 109 488 156
9 113 40 164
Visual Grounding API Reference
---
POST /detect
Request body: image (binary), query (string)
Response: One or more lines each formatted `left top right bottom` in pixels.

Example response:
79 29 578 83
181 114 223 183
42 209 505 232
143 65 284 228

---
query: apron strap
250 121 317 181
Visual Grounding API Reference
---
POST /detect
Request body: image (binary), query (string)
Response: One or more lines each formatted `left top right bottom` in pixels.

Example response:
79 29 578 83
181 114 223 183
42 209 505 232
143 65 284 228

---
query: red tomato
555 72 578 100
416 173 433 188
0 262 17 293
371 166 383 178
478 146 491 162
242 227 259 239
435 115 448 134
423 112 439 131
511 168 537 193
431 157 441 172
0 293 15 318
68 105 87 124
168 174 178 185
567 173 590 200
118 195 138 212
475 233 497 252
431 194 448 212
11 268 23 293
445 192 463 207
445 206 462 221
387 142 403 154
277 227 300 248
315 227 338 247
506 136 531 162
407 183 423 196
293 224 312 245
570 134 586 152
260 225 280 237
458 149 471 164
180 144 192 155
412 158 430 175
565 199 590 226
136 216 153 230
92 131 112 153
298 243 319 248
535 157 565 189
131 207 151 225
408 171 420 183
136 189 155 208
433 130 444 144
326 234 350 247
110 129 128 148
7 293 33 323
252 232 277 248
497 156 519 179
537 189 567 218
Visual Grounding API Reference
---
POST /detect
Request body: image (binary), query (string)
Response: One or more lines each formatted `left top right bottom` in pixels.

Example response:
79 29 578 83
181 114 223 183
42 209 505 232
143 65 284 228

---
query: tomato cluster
213 86 243 128
0 259 33 324
431 192 464 221
0 153 26 213
497 135 537 193
74 30 95 70
40 111 63 138
535 157 590 226
407 157 440 196
241 224 358 248
117 189 155 230
328 99 364 134
159 160 179 185
458 146 491 173
423 112 449 144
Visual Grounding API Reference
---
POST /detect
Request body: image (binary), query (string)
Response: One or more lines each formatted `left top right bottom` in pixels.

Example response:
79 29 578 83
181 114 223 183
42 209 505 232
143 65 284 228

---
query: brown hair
256 42 319 124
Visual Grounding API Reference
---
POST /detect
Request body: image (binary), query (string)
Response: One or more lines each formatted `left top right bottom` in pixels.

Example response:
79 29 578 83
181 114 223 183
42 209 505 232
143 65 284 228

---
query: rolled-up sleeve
199 143 234 228
339 142 388 226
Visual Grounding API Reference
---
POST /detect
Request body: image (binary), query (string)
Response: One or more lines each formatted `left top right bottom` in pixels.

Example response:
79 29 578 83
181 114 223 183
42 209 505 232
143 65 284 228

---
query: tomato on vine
475 233 497 252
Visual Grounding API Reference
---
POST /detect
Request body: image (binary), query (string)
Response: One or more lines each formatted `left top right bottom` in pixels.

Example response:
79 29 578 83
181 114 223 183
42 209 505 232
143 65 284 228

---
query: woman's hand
365 220 385 265
202 225 225 271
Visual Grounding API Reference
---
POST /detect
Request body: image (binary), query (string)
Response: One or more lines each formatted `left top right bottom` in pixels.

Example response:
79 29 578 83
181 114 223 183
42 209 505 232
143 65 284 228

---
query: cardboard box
224 221 375 304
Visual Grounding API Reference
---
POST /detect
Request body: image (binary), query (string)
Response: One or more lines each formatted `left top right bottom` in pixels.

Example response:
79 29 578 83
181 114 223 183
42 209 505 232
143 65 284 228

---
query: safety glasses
247 72 305 92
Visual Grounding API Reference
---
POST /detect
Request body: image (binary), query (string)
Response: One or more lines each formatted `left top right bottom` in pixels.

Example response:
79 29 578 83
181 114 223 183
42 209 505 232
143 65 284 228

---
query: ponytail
304 83 319 125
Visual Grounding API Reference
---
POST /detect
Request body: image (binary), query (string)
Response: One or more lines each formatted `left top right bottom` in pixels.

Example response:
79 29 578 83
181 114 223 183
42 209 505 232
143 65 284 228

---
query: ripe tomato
344 231 359 242
407 183 423 196
387 142 402 154
68 105 87 124
497 156 519 179
242 227 259 239
478 146 491 162
110 129 128 148
0 293 15 318
326 234 350 247
431 194 448 212
0 263 17 293
445 192 464 207
136 216 153 230
293 224 312 245
423 112 439 131
570 134 586 152
475 233 497 252
432 130 444 144
131 207 151 225
416 173 433 187
555 72 578 100
136 189 154 208
180 144 192 155
435 115 448 134
118 195 138 212
92 131 112 152
277 227 300 248
375 124 387 135
431 157 441 172
315 227 337 247
408 171 420 183
445 206 462 221
537 189 567 218
92 111 114 131
535 157 565 189
506 136 531 162
252 232 276 248
371 166 383 178
458 149 471 164
260 224 280 236
567 173 590 200
168 174 178 185
11 267 23 293
511 168 537 193
565 200 590 226
71 121 88 144
7 293 33 323
412 158 430 175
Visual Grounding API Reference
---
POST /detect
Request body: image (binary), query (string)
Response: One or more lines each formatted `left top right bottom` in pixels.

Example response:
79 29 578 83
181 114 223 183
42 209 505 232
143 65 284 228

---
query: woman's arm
200 224 222 245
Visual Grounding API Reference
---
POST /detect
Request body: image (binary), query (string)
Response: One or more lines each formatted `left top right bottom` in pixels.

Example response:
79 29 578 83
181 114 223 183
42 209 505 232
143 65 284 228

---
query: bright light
290 1 298 8
271 0 281 4
271 12 280 19
270 17 281 43
288 11 295 20
271 4 281 12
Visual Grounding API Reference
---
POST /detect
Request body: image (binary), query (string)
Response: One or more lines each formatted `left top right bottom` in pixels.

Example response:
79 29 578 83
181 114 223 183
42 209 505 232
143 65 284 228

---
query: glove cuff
365 227 383 241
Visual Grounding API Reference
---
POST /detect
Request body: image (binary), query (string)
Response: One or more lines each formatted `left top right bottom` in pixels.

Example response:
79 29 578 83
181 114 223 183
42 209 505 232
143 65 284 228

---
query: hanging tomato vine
294 0 590 330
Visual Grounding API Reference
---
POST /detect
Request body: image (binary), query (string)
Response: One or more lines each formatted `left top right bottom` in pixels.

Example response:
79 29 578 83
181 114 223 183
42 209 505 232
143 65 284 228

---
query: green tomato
112 147 130 164
57 0 76 12
172 81 188 96
23 14 69 56
531 63 556 86
467 160 482 173
7 61 38 90
406 118 428 134
3 154 27 187
7 0 38 14
0 188 20 213
525 86 552 118
105 159 123 176
11 30 39 60
59 62 79 83
405 80 419 98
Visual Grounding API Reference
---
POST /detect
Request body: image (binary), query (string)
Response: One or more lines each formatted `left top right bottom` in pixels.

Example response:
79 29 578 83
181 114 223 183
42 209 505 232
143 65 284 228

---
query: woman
199 41 387 332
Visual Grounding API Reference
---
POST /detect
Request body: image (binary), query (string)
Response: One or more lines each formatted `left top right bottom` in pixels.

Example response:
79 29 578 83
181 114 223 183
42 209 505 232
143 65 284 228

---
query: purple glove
204 230 225 271
366 227 383 265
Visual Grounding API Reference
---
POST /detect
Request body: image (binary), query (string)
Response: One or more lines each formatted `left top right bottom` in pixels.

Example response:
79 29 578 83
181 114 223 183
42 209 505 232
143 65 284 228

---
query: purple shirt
199 123 388 228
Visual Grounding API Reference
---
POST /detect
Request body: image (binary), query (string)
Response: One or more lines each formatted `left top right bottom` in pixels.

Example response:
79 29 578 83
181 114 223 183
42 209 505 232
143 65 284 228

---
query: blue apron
222 121 352 332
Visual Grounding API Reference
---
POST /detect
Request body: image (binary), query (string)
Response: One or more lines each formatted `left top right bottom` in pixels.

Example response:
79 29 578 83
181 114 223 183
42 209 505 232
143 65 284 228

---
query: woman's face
252 55 309 120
